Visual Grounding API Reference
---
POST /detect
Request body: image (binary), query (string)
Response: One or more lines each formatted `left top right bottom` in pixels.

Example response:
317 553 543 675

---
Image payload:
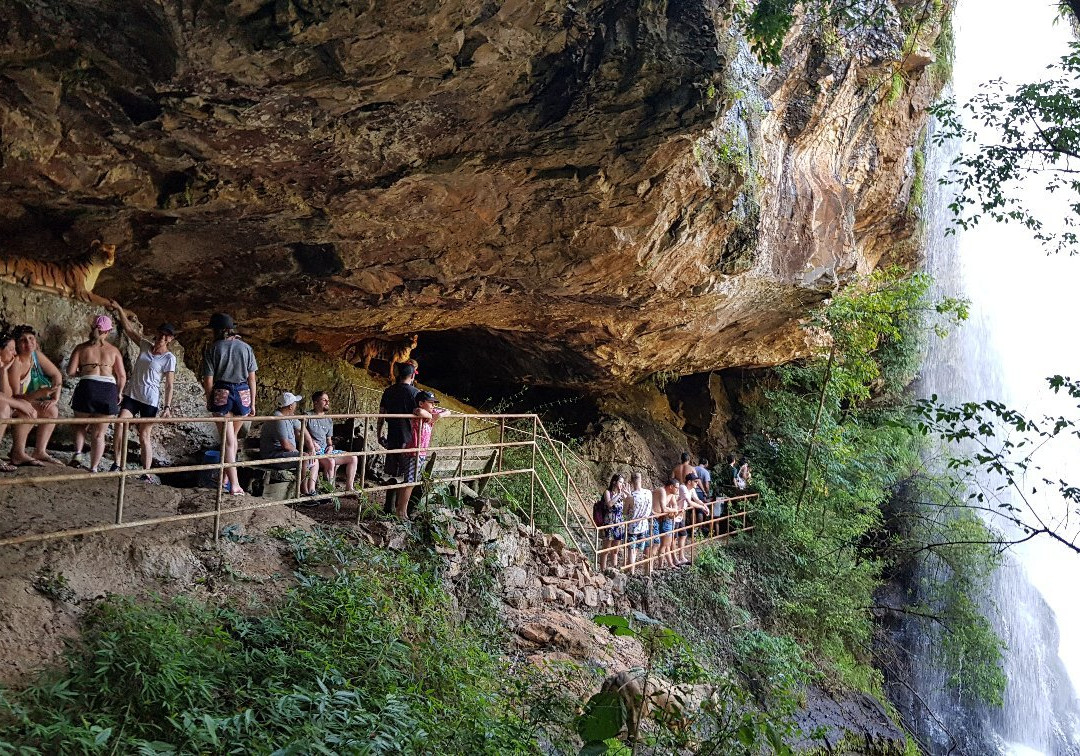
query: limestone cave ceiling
0 0 943 387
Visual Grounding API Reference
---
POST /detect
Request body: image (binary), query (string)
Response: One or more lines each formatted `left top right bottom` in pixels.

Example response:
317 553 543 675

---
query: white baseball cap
279 391 303 408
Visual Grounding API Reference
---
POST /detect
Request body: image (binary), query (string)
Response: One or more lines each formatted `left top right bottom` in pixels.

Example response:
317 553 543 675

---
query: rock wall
0 0 949 388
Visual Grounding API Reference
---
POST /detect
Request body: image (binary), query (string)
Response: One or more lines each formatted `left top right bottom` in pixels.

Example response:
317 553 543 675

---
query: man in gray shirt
308 390 357 493
201 313 258 496
258 391 316 497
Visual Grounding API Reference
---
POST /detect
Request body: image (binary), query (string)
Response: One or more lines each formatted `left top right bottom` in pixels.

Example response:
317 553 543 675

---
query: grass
0 529 577 754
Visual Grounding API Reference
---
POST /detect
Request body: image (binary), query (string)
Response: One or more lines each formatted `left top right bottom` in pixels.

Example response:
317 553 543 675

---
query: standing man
694 457 712 499
627 472 654 576
377 362 420 515
672 452 694 485
258 391 317 498
67 315 126 473
111 302 176 481
201 313 257 496
7 325 63 466
308 391 357 493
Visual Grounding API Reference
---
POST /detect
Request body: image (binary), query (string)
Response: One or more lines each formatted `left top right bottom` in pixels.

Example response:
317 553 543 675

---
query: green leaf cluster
722 267 992 704
931 42 1080 253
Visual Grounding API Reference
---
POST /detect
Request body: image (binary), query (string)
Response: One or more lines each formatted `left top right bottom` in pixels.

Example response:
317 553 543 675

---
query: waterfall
898 1 1080 753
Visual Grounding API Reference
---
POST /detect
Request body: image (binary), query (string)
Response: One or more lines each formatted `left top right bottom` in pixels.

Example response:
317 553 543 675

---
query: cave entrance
411 328 599 437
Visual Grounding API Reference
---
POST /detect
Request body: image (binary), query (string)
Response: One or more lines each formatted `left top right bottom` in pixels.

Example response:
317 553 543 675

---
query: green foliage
733 0 899 67
908 139 927 220
931 42 1080 252
915 375 1080 534
31 569 75 603
886 69 907 105
885 481 1007 705
0 530 562 754
721 268 979 701
583 616 796 755
929 9 955 86
731 629 809 696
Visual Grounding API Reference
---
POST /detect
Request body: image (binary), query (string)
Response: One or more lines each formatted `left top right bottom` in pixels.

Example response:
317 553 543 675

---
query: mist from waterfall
909 1 1080 753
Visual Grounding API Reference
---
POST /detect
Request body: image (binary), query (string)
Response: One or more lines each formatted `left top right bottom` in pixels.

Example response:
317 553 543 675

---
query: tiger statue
0 240 116 305
345 333 418 379
597 669 718 737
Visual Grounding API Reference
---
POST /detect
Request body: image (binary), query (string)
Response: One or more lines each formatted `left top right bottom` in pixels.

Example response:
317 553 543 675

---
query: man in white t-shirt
111 304 177 481
258 392 317 499
627 471 655 576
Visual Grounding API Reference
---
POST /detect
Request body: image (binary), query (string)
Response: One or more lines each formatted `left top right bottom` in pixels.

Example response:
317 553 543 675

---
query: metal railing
0 412 547 548
0 412 756 576
594 493 758 573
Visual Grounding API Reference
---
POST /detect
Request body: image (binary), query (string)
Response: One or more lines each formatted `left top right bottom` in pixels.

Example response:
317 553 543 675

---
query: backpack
593 497 606 527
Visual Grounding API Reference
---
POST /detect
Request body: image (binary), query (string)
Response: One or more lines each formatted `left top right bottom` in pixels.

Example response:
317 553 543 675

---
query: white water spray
913 1 1080 753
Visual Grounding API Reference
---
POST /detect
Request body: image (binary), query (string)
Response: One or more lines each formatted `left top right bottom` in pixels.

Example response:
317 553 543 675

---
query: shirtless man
67 315 126 472
7 325 63 465
652 478 680 569
672 452 694 484
675 474 710 564
0 331 37 472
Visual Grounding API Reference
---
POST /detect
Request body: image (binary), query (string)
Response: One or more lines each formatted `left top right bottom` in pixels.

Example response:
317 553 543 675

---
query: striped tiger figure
344 333 418 379
0 240 116 305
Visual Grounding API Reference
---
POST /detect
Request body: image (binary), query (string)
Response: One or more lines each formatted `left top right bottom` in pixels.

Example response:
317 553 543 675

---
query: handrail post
356 416 368 526
593 524 599 571
213 417 227 542
457 414 467 499
497 419 505 473
295 415 309 501
529 416 537 528
114 417 129 525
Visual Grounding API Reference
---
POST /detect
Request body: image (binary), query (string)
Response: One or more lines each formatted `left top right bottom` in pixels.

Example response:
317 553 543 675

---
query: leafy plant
31 569 75 603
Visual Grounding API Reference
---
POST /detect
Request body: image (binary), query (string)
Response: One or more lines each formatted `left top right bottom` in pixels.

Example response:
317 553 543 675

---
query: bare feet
0 462 16 473
33 454 63 466
10 455 45 467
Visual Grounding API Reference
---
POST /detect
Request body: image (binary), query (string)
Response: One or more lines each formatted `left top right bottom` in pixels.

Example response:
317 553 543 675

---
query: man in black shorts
377 362 419 515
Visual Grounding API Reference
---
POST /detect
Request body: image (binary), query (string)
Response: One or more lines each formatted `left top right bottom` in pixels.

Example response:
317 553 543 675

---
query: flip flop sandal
0 463 17 473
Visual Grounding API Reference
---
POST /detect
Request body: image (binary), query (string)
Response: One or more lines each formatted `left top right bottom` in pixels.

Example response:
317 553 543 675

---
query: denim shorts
208 381 252 417
659 518 674 535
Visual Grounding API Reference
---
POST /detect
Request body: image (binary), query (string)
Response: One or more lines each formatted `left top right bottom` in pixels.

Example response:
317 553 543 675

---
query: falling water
901 1 1080 753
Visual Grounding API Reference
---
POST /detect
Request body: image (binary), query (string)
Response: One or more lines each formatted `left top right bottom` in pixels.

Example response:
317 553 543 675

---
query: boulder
583 587 599 608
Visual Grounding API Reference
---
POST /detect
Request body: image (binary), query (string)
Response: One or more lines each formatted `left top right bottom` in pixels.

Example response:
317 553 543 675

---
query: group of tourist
256 389 358 500
0 309 176 479
0 310 373 500
594 452 753 575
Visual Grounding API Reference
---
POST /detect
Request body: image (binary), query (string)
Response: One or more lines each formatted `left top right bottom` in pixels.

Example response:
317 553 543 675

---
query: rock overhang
0 0 945 388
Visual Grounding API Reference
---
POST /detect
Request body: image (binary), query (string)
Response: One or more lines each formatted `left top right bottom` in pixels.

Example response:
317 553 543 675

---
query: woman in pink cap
67 314 126 472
